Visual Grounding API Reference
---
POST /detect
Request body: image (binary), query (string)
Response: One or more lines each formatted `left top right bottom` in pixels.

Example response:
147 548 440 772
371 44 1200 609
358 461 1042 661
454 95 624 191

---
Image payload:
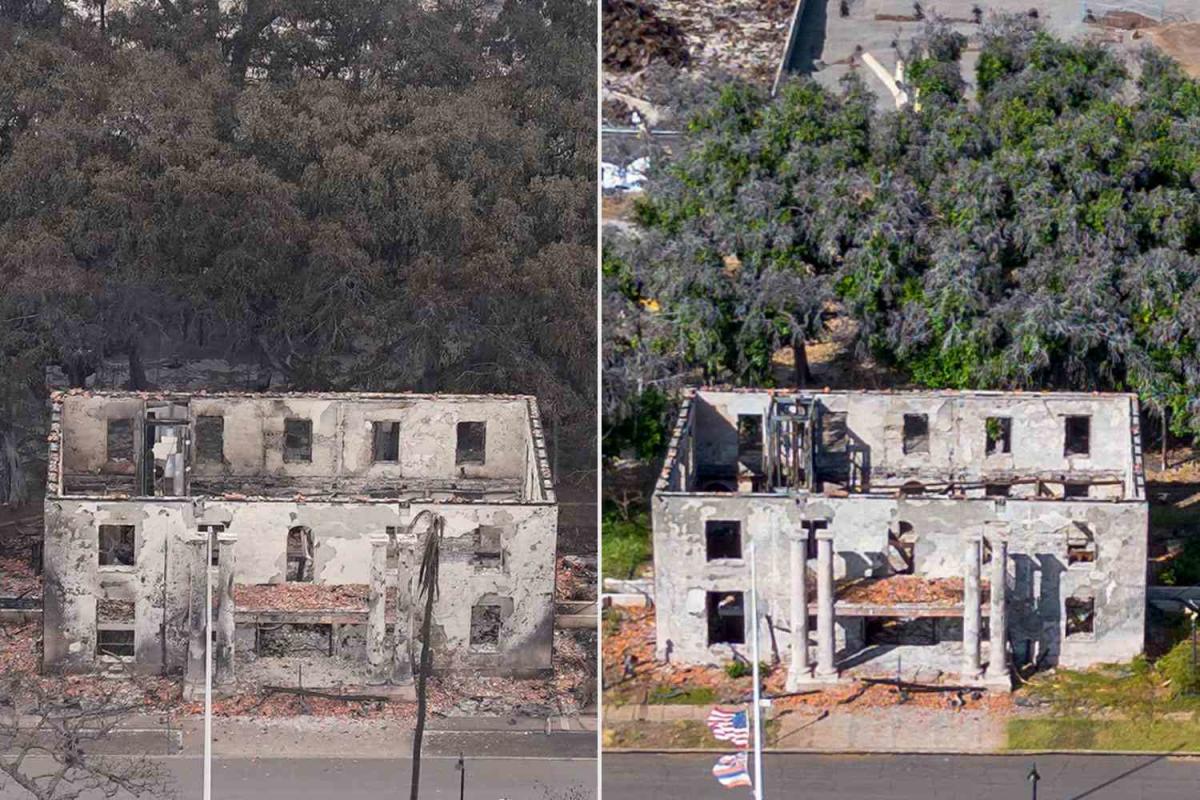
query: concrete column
215 532 237 686
390 540 414 686
367 533 389 684
786 533 811 689
962 533 982 679
184 535 208 693
986 534 1011 684
815 530 837 678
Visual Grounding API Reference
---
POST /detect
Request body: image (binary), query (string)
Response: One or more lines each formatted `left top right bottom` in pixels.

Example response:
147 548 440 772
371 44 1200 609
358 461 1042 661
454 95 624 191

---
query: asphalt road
602 753 1200 799
2 755 597 800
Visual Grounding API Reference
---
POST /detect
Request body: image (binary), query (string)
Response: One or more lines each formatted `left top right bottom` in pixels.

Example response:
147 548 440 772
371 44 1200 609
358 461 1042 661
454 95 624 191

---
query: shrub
602 508 652 579
1157 636 1200 697
724 660 770 679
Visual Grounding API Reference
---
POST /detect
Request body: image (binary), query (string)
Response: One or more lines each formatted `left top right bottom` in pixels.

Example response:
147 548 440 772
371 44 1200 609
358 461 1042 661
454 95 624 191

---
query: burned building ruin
42 391 558 691
652 389 1149 689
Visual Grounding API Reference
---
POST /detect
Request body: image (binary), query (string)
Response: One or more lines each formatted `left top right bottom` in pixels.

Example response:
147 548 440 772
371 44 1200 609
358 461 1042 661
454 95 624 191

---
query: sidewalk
3 712 598 759
604 704 1005 753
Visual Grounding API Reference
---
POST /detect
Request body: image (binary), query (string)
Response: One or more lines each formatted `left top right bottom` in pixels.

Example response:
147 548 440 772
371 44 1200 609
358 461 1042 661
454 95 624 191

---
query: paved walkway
605 704 1005 753
3 712 597 759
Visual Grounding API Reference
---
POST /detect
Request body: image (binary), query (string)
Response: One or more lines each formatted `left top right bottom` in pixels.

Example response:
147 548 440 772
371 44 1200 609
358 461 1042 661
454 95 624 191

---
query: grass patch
1011 639 1200 751
1008 715 1200 752
647 685 717 705
604 718 781 750
602 507 651 580
605 720 718 749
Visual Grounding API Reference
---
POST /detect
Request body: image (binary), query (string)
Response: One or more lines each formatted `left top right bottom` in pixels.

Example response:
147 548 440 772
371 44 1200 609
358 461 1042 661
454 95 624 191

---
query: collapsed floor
1 619 594 721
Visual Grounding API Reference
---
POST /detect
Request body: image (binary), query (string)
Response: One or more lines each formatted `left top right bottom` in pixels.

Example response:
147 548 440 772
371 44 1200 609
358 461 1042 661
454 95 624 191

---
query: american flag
705 707 749 748
712 752 752 788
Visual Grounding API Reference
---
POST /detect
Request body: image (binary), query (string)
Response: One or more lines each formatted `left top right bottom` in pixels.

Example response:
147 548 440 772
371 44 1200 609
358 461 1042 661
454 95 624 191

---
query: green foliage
724 660 770 679
1157 537 1200 587
1156 635 1200 695
603 387 673 462
647 685 717 705
602 507 652 580
608 14 1200 444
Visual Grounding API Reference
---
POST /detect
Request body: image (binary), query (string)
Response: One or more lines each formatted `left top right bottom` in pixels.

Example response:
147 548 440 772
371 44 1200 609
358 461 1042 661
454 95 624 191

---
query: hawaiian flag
705 707 750 748
712 752 752 788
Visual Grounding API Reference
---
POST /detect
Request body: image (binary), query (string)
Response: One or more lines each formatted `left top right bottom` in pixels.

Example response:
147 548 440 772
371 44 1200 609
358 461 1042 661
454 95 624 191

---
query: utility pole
456 752 465 800
1027 763 1040 800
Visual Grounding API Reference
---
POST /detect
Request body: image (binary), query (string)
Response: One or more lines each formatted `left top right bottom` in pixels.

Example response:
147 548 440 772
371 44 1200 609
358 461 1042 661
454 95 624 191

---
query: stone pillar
962 533 982 679
391 540 414 685
367 533 389 684
786 533 811 689
184 535 208 693
815 530 837 678
986 533 1011 685
215 532 237 686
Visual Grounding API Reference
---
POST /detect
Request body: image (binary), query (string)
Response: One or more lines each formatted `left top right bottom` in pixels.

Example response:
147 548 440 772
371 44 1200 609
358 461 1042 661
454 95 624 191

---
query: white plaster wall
653 492 1147 670
59 393 536 492
43 496 558 674
691 391 1138 487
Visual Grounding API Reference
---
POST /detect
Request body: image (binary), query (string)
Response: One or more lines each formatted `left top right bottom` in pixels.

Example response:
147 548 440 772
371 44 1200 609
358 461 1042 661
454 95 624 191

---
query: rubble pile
643 0 792 81
0 622 178 711
837 575 990 606
234 583 370 612
556 555 598 601
603 0 690 73
601 607 1013 714
0 557 41 600
602 0 796 124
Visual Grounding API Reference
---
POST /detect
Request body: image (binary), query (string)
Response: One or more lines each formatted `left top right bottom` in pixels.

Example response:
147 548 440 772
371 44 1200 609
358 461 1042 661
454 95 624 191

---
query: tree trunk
1162 407 1169 472
127 339 148 390
409 564 437 800
64 357 93 389
793 337 812 388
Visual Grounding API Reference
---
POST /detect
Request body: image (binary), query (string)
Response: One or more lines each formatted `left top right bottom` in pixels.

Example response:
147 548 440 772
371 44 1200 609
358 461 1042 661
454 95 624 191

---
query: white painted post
748 537 764 800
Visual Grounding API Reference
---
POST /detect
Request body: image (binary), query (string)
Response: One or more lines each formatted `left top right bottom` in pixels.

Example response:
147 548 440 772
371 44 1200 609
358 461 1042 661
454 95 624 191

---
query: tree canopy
0 0 596 501
605 15 1200 444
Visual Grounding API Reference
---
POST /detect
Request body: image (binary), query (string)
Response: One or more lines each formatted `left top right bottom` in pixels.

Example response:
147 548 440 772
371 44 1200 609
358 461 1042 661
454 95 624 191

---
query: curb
602 747 1200 758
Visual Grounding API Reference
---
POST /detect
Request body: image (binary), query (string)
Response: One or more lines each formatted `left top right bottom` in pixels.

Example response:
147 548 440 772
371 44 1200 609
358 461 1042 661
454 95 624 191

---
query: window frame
1065 595 1096 638
283 418 313 463
706 591 746 646
455 421 487 466
105 418 135 464
902 414 930 455
194 415 225 465
704 520 743 561
371 420 401 464
97 524 136 569
1064 415 1091 457
469 603 503 652
96 626 136 660
985 416 1012 456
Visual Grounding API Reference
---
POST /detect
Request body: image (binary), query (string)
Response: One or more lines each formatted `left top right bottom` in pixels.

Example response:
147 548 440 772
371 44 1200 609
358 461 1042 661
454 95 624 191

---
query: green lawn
1008 715 1200 752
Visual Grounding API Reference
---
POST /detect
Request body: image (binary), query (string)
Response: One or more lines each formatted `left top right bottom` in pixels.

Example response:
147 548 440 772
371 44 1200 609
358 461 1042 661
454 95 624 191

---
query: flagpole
204 533 212 800
748 537 764 800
